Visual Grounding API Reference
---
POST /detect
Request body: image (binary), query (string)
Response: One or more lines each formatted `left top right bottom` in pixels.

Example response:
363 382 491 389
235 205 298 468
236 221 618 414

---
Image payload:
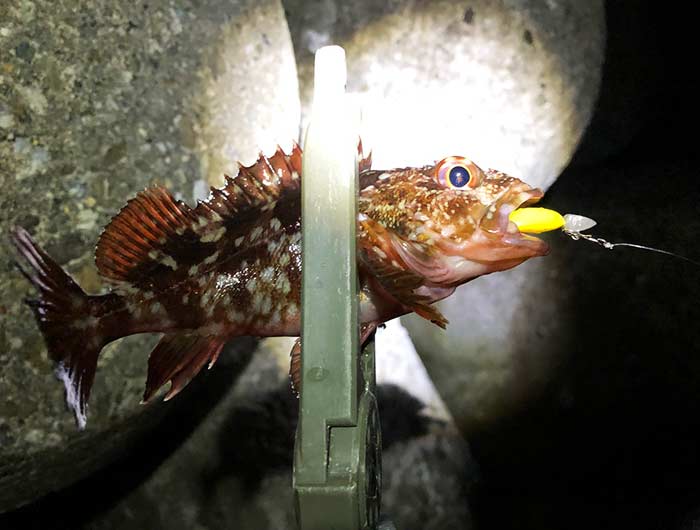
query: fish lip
482 187 550 255
518 187 544 208
482 187 543 232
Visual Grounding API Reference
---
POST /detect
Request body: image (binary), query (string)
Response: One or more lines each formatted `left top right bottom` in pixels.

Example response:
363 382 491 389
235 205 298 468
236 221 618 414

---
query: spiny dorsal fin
197 138 369 223
195 143 302 223
96 142 362 287
95 144 304 286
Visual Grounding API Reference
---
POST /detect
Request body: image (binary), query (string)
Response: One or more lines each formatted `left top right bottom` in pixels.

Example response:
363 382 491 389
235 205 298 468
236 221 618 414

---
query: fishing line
562 214 700 268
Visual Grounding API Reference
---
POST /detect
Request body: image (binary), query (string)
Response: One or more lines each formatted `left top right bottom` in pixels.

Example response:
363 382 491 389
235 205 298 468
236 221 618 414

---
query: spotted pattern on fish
10 143 548 428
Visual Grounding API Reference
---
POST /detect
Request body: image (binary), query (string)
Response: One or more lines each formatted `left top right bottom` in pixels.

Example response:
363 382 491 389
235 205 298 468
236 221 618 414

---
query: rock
284 0 605 191
402 257 573 433
376 319 453 423
404 130 700 438
382 433 476 530
456 136 700 527
0 0 299 512
0 339 476 529
282 0 603 434
281 0 604 434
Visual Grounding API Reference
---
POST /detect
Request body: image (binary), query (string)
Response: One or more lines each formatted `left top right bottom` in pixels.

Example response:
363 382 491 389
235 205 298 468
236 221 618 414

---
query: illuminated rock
0 0 298 511
284 0 604 434
285 0 604 191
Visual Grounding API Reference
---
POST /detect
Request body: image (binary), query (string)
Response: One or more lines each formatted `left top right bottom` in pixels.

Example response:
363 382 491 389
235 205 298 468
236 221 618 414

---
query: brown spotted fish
10 143 548 428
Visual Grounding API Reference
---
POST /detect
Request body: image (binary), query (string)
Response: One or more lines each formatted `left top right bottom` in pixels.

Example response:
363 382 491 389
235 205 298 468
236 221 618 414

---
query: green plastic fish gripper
294 45 384 530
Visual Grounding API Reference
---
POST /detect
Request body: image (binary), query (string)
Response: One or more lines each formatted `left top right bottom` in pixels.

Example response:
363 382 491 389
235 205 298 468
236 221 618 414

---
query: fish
10 142 548 428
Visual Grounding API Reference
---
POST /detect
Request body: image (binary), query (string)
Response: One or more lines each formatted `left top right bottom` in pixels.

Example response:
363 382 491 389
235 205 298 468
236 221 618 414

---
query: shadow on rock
0 337 257 530
201 382 435 499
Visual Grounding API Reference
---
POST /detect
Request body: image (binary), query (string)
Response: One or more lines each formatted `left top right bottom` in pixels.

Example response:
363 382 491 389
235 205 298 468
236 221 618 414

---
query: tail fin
10 226 111 429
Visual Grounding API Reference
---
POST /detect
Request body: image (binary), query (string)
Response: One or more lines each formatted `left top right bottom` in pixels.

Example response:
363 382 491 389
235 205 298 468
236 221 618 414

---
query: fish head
359 156 549 287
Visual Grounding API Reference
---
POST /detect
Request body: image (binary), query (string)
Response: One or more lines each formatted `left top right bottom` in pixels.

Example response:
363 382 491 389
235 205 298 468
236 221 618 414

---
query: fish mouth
480 186 550 256
396 185 549 287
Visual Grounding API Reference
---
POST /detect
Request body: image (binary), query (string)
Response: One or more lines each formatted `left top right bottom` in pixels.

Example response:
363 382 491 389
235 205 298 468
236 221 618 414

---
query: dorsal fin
94 141 362 286
195 142 302 223
95 186 196 283
208 139 366 219
95 144 304 285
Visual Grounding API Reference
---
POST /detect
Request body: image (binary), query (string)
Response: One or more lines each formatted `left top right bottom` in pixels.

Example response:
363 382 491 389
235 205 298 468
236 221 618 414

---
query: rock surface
0 338 476 530
284 0 605 191
402 255 572 432
0 0 299 511
282 0 604 434
282 0 604 433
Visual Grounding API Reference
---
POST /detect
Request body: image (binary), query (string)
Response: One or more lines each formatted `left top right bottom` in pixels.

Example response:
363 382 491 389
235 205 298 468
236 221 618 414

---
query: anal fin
143 332 225 403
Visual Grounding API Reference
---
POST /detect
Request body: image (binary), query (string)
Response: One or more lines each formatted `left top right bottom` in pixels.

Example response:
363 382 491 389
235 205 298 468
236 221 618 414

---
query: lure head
358 156 549 286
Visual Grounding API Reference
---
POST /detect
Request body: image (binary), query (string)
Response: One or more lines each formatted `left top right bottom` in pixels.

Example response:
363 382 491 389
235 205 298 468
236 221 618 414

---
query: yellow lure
509 207 565 234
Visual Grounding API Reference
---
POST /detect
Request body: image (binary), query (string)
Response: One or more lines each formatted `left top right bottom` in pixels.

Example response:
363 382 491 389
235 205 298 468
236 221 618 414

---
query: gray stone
402 256 573 433
382 433 475 530
89 340 295 530
284 0 605 191
281 0 604 434
0 0 299 511
282 0 604 435
0 338 476 529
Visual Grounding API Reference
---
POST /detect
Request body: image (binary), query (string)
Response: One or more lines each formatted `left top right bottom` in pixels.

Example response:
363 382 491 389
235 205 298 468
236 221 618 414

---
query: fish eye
435 156 482 190
448 165 471 188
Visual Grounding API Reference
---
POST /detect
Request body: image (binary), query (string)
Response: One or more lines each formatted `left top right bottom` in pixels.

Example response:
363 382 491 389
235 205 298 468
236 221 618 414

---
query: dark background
472 2 700 530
